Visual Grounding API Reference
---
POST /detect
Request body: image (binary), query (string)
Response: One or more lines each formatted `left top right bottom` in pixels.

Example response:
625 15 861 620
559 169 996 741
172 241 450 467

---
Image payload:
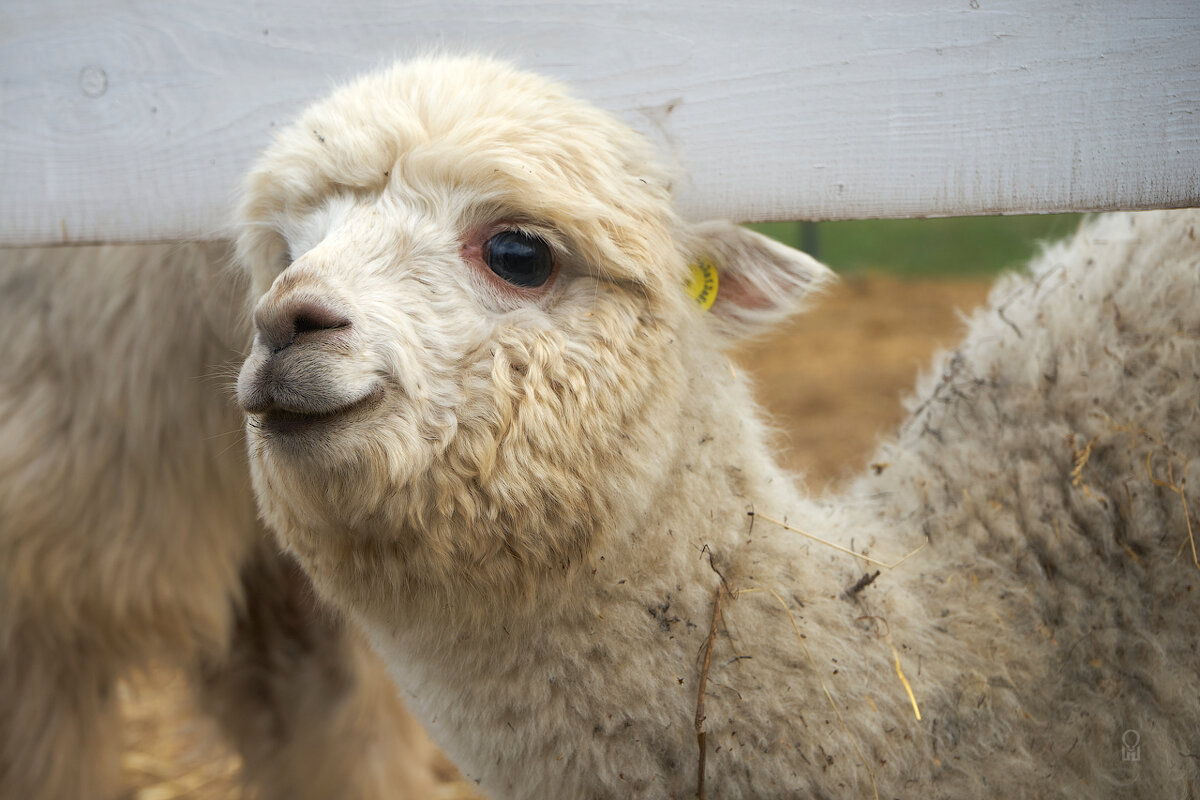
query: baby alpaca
234 54 1200 798
0 243 446 799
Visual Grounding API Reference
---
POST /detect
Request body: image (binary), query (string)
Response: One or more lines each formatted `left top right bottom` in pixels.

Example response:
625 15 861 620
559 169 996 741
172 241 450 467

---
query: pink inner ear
716 270 772 311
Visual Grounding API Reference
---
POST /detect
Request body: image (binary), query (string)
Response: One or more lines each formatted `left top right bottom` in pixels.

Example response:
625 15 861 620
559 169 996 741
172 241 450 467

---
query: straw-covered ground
117 273 991 799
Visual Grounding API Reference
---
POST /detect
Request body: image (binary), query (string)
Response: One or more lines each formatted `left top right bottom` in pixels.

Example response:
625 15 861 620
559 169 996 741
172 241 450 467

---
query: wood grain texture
2 0 1198 245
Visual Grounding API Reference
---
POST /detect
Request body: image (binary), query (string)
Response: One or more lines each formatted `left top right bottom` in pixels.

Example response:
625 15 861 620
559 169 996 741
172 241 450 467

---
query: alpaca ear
682 220 834 342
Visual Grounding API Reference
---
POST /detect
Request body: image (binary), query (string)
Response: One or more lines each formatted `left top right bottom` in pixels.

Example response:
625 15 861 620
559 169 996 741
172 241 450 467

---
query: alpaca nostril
292 304 351 337
255 299 352 352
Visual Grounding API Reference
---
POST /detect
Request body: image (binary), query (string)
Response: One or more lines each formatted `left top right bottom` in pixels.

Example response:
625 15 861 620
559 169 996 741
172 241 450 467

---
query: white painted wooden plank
1 0 1197 245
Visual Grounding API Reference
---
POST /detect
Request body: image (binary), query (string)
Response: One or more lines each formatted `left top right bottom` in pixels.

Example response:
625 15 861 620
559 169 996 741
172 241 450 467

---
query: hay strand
891 645 921 721
1145 450 1199 572
694 581 728 800
755 513 928 570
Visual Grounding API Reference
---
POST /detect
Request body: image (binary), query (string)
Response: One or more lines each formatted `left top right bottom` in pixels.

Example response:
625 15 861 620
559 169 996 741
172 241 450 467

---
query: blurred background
738 213 1082 485
122 213 1082 799
750 214 1082 279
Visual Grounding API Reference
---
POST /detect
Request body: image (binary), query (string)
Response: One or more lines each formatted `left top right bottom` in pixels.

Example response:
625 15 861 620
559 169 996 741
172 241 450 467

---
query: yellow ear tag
686 260 719 311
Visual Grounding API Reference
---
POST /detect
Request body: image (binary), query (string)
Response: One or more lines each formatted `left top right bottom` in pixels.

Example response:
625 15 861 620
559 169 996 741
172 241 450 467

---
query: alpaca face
234 57 691 605
234 56 829 610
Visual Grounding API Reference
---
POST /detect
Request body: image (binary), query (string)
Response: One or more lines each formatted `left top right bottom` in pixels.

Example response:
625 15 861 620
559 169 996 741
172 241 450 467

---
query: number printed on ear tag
686 260 719 311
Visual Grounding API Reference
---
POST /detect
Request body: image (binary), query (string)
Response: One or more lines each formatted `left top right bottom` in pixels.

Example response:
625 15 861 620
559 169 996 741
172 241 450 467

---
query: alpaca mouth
254 386 386 436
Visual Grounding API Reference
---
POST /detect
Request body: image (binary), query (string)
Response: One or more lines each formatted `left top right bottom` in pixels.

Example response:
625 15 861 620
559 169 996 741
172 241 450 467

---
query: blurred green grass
749 214 1083 278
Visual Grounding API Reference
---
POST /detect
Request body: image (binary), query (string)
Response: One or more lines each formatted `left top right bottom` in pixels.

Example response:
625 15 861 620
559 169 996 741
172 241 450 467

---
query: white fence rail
2 0 1198 246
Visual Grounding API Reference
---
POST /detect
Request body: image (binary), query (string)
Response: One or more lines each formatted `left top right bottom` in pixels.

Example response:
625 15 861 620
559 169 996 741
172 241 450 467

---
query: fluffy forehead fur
238 55 681 300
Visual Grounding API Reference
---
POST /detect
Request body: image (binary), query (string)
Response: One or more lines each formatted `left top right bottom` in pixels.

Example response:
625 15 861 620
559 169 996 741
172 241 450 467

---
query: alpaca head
234 55 830 612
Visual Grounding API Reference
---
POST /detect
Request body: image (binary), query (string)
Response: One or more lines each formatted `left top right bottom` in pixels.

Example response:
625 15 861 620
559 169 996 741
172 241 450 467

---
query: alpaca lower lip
256 387 385 436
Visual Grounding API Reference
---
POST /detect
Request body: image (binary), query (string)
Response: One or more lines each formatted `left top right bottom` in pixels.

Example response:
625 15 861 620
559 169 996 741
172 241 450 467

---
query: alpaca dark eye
485 231 554 288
